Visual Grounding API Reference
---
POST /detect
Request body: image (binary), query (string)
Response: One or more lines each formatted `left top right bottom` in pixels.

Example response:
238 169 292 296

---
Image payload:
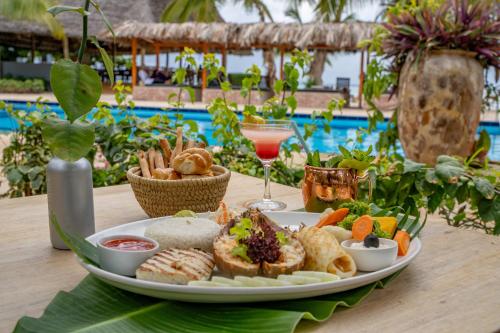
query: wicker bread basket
127 165 231 217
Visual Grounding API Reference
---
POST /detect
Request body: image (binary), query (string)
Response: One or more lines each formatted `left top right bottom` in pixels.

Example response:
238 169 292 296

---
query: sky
218 1 381 23
142 1 383 89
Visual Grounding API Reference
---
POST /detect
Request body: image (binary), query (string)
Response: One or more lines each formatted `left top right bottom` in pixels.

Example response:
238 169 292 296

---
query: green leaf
89 37 114 86
184 86 195 103
47 5 88 16
403 160 425 173
50 59 102 122
435 163 464 183
6 168 23 184
42 118 95 162
274 80 284 94
89 0 115 37
472 177 495 200
49 213 100 267
14 269 404 332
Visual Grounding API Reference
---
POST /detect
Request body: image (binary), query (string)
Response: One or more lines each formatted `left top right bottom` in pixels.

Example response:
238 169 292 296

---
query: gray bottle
47 157 95 249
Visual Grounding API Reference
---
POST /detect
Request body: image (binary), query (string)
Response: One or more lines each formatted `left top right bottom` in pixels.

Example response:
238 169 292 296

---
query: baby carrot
394 230 411 256
316 208 350 228
352 215 373 241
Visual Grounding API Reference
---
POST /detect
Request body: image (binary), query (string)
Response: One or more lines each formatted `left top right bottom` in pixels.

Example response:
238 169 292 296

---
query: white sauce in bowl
350 241 392 250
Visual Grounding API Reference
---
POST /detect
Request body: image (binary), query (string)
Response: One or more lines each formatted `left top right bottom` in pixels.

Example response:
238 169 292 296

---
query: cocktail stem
263 161 272 200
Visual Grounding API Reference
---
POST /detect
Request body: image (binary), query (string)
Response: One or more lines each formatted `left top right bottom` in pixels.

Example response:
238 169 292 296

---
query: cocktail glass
240 119 294 211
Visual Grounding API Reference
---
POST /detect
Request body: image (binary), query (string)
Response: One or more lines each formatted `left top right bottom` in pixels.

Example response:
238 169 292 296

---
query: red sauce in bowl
102 238 156 251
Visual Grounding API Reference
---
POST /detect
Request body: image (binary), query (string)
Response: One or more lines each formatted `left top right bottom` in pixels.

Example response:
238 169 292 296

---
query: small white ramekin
341 238 398 272
97 234 159 276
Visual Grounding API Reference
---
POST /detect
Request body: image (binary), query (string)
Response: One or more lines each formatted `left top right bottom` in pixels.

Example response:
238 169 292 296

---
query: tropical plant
0 99 53 197
359 155 500 235
286 0 371 86
41 0 114 163
161 0 223 22
0 78 46 93
161 0 277 91
369 0 500 86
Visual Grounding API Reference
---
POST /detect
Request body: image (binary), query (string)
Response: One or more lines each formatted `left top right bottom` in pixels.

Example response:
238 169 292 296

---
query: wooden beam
221 47 227 69
201 43 208 93
131 38 137 88
154 43 160 69
358 50 365 109
279 48 285 81
140 48 146 67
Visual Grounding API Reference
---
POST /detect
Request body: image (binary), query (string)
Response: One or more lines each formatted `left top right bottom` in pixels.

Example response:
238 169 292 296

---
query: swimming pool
1 100 499 160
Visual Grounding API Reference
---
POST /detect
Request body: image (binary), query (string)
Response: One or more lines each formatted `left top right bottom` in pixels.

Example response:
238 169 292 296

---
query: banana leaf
15 269 404 333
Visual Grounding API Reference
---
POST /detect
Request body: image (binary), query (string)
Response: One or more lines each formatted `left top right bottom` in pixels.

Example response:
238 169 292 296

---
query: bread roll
147 148 156 173
154 150 165 169
137 150 151 178
152 168 181 180
172 148 213 175
170 127 183 166
159 139 172 167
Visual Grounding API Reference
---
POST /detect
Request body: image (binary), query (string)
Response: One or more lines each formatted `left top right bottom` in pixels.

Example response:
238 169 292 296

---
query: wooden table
0 172 499 333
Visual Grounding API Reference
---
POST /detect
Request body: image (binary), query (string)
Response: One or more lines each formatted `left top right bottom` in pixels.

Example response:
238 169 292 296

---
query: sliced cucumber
277 275 322 285
211 276 245 287
253 276 293 286
188 280 226 287
234 276 268 287
292 271 340 281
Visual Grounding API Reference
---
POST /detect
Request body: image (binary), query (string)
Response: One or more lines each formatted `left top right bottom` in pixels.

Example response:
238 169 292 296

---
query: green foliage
360 155 500 235
42 1 113 163
0 99 53 197
307 145 374 173
14 270 403 333
0 78 45 93
42 118 95 162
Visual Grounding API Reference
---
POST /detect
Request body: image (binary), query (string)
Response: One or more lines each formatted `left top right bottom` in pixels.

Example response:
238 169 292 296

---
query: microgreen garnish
276 231 288 246
229 217 252 241
231 244 252 263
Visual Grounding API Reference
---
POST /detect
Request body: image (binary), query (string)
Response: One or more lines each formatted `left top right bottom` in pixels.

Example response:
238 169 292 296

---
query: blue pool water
1 101 499 160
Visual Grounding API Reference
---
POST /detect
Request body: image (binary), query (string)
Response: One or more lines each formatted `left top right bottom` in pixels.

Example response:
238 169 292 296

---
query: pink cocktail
240 120 294 211
240 127 294 160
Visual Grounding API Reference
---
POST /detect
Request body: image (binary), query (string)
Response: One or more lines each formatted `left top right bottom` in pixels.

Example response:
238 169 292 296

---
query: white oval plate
80 211 421 303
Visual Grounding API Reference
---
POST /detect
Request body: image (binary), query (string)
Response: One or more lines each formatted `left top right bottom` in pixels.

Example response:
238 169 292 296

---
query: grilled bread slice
213 234 260 277
213 209 305 277
262 239 306 277
136 248 215 284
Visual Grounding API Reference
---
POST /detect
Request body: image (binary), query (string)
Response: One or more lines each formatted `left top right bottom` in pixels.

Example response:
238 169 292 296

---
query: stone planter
398 50 484 165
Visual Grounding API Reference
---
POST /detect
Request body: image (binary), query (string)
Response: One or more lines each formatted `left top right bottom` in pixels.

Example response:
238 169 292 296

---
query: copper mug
302 165 370 213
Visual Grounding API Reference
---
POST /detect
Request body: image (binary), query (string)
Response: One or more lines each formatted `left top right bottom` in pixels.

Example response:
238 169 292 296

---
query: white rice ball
145 217 221 252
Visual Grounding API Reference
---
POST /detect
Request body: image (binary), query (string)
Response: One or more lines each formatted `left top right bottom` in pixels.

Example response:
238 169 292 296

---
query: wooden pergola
101 21 376 106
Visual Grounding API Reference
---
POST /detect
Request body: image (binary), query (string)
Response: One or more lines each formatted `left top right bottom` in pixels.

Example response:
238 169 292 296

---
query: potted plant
302 146 374 212
43 1 114 249
375 0 499 164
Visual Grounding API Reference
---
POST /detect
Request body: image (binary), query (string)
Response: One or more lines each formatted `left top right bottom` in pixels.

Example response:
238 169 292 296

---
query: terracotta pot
398 50 484 165
302 166 363 213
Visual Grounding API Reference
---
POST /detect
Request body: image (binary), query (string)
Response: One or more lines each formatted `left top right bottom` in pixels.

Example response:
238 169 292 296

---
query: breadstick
186 139 196 149
147 148 156 173
159 139 172 167
154 150 165 169
170 127 183 166
137 150 151 178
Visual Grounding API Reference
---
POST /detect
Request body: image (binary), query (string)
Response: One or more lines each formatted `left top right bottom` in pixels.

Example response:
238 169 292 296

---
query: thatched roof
0 0 172 54
103 21 376 52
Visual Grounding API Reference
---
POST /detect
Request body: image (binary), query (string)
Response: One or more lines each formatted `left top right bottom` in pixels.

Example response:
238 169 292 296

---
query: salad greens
307 145 375 174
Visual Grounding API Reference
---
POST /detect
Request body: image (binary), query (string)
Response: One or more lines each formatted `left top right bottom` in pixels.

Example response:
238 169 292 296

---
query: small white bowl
341 238 398 272
97 235 159 276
